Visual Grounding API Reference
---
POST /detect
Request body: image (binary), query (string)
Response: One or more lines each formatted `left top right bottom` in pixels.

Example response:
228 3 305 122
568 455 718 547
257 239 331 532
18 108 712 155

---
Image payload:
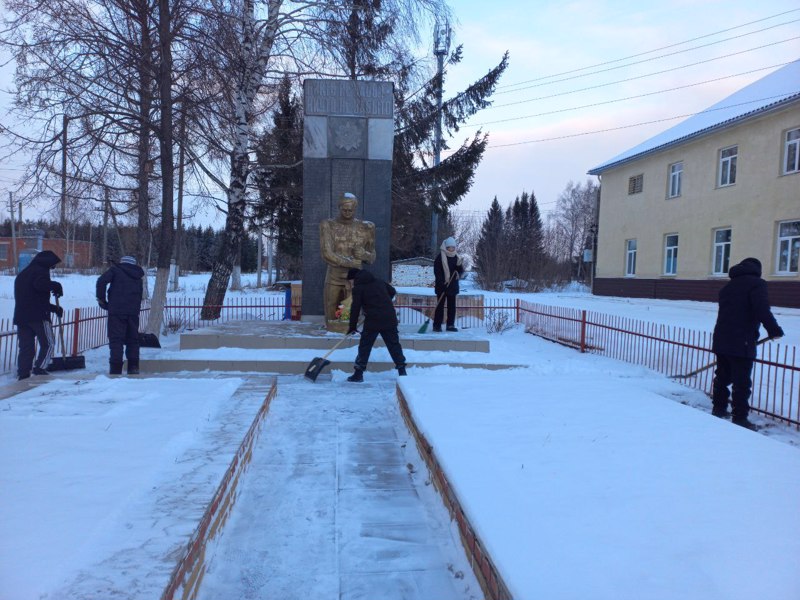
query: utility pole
430 19 450 256
171 108 186 292
256 224 263 288
9 192 18 272
61 114 69 229
102 188 109 266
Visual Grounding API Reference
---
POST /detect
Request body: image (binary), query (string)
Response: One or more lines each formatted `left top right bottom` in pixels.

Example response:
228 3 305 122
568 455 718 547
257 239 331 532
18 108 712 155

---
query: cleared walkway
196 375 481 600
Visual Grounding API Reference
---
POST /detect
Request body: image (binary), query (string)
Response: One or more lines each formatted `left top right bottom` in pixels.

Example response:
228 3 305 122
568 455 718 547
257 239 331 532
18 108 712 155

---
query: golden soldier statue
320 193 376 324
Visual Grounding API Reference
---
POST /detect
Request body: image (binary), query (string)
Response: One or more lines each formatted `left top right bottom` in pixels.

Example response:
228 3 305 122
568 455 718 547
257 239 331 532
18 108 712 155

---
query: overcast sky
445 0 800 220
1 1 799 226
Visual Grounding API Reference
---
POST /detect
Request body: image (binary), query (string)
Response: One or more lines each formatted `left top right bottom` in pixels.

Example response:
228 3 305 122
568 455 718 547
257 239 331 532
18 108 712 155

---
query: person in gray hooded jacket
96 256 145 374
13 250 63 379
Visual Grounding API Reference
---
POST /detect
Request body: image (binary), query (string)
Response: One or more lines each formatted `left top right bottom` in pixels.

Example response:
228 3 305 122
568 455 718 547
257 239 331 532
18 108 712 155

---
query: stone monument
302 79 394 324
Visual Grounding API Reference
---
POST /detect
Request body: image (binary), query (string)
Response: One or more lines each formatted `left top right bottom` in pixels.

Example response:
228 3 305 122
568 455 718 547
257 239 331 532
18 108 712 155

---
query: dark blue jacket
712 258 783 358
96 263 145 316
348 270 398 332
434 253 464 295
13 250 61 325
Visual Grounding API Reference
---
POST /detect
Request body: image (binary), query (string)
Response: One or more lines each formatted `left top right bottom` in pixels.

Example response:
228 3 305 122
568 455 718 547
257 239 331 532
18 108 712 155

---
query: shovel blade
304 357 331 382
48 355 87 371
139 333 161 348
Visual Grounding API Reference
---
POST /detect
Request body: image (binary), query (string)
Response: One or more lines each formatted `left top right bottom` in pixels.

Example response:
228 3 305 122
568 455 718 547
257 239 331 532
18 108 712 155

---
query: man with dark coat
96 256 145 375
345 268 407 382
13 250 64 380
711 257 784 430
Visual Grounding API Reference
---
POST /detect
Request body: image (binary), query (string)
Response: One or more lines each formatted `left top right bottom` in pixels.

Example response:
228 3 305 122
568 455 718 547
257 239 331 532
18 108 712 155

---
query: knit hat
442 237 456 249
120 256 137 265
346 268 360 280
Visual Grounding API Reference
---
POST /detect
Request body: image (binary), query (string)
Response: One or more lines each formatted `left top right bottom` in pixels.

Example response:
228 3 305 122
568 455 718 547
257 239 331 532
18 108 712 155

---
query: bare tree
545 179 598 279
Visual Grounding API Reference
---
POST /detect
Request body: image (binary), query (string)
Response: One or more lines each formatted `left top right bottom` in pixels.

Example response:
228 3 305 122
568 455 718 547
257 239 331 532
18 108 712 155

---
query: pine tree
474 197 506 290
392 48 508 258
253 74 303 280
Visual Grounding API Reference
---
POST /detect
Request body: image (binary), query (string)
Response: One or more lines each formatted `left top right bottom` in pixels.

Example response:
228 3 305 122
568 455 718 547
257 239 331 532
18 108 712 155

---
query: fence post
71 308 81 357
580 310 587 353
515 299 520 323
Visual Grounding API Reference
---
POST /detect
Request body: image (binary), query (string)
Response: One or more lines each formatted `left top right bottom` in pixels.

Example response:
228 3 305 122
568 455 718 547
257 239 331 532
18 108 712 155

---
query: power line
465 61 795 128
497 9 800 91
490 40 799 110
488 93 798 149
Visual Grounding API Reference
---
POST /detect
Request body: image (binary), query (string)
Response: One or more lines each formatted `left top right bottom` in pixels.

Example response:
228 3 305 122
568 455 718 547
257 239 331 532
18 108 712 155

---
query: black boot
109 362 123 375
446 325 458 332
732 418 758 431
32 367 51 375
347 368 364 383
397 366 407 376
127 362 140 375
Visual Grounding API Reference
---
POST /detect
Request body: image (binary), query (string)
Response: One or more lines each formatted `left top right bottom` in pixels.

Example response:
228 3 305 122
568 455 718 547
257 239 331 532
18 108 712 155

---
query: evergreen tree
474 197 505 290
392 48 508 259
253 75 303 280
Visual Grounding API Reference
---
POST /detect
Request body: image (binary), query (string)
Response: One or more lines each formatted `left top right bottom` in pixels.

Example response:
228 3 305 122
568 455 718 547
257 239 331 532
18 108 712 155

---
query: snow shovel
304 331 357 382
139 332 161 348
48 296 86 371
418 271 458 334
669 337 770 379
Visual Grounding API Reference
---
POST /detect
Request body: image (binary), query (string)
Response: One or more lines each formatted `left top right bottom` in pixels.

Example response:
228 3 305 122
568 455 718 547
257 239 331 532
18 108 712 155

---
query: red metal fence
2 296 797 429
517 300 799 428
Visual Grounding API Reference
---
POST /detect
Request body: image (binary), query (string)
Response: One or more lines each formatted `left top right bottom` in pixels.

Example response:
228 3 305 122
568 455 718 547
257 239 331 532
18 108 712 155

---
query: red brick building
0 230 93 270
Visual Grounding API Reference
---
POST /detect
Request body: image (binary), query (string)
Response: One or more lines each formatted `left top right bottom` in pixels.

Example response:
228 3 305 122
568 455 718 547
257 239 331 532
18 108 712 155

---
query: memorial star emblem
334 121 361 151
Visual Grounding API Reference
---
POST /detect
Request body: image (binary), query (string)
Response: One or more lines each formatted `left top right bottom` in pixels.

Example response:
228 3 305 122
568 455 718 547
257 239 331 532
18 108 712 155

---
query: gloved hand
769 326 785 340
98 300 109 310
50 281 63 298
347 327 360 336
51 304 64 319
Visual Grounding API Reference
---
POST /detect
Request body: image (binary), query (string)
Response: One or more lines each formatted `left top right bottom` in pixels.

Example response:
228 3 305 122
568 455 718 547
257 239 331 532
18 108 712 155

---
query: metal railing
517 300 799 428
3 296 797 429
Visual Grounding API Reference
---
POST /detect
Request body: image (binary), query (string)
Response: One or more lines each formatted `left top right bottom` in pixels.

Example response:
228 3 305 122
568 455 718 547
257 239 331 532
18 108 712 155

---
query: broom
669 337 770 378
418 271 457 334
48 296 87 371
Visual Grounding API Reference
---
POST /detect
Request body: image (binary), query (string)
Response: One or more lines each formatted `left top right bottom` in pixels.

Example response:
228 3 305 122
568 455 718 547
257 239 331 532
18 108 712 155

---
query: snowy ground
1 272 799 599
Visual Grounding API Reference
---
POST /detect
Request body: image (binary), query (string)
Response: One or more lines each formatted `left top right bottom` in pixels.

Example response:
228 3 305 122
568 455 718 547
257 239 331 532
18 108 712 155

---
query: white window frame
784 128 800 175
668 162 683 198
625 239 637 277
776 220 800 274
712 228 731 276
718 145 737 187
663 234 679 275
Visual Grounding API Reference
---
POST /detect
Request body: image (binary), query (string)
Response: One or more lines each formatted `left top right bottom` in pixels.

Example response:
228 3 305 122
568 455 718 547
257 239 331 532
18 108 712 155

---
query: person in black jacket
345 268 406 382
711 257 784 430
432 236 465 332
96 256 145 375
13 250 64 380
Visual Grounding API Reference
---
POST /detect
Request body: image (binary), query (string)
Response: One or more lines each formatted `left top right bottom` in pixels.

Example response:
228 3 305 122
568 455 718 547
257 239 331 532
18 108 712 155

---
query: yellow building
588 62 800 308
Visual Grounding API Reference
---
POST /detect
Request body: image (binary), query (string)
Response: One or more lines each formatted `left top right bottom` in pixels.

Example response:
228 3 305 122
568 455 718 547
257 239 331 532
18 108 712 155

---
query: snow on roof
588 60 800 174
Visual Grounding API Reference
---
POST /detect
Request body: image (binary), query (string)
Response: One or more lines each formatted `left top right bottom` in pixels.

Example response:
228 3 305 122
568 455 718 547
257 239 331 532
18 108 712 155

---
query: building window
668 162 683 198
664 234 679 275
785 128 800 174
718 145 737 187
628 174 643 195
0 244 8 261
625 239 637 276
712 228 731 276
776 220 800 274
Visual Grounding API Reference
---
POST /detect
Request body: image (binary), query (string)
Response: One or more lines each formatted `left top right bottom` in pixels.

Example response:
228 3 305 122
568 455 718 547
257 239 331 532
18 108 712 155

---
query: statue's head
338 193 358 220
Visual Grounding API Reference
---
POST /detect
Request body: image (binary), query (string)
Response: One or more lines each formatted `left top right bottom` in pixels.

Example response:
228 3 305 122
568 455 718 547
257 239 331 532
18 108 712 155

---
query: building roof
588 60 800 175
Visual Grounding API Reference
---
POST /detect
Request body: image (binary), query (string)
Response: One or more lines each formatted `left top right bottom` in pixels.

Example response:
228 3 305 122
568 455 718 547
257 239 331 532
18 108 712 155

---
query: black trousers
433 292 457 328
108 314 140 367
17 320 55 376
712 354 755 419
354 327 406 371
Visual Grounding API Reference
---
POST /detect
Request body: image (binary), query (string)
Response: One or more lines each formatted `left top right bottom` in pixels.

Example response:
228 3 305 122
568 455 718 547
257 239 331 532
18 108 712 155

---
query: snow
589 60 800 173
1 272 799 599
